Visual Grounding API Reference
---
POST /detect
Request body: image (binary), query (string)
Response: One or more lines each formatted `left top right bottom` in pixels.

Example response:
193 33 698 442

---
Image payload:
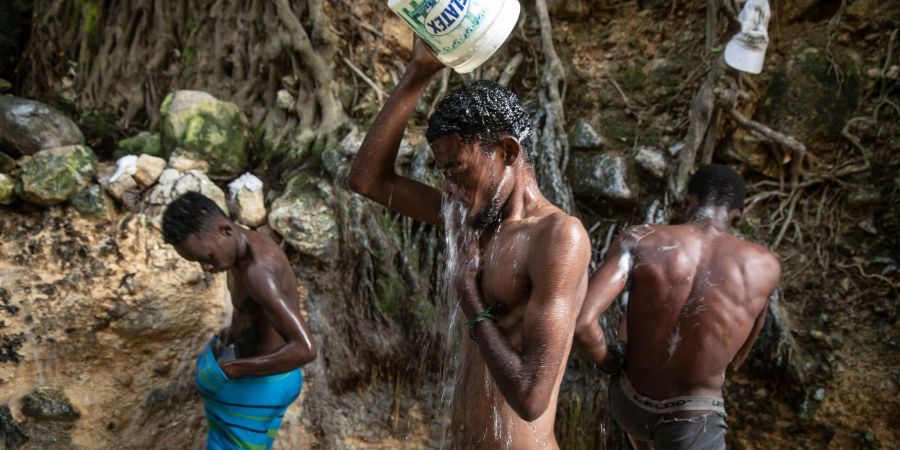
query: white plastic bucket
388 0 521 73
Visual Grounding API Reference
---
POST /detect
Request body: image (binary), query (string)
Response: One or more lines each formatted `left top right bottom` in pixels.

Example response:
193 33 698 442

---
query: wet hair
426 80 533 161
162 192 228 244
687 164 747 211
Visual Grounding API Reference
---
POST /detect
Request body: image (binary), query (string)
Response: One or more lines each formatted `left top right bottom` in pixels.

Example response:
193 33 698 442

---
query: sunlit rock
0 97 84 156
228 173 266 228
15 145 96 206
160 90 246 179
134 154 166 187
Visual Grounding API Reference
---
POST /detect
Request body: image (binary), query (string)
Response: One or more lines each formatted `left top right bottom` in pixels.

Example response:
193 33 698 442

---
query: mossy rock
268 174 337 262
0 173 14 204
69 184 115 219
15 145 96 206
114 131 161 159
759 44 862 142
568 151 637 203
160 90 247 179
0 150 13 173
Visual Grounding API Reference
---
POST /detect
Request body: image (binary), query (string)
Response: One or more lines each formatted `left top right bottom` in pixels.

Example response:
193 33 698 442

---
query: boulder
0 404 28 448
268 175 337 261
146 169 228 214
15 145 96 206
134 154 166 187
0 97 84 156
114 131 162 159
70 185 116 219
0 173 14 205
568 152 635 202
634 146 668 179
228 173 266 227
570 120 605 150
21 386 80 421
160 90 247 179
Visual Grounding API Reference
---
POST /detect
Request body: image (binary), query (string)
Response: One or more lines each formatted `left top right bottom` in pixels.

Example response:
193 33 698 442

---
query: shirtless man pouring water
575 165 781 449
349 38 590 448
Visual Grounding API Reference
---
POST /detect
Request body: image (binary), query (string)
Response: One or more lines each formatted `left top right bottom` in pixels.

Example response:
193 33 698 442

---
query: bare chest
478 229 532 319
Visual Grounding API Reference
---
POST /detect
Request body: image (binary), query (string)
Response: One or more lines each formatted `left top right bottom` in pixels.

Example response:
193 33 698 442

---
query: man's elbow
347 167 371 197
574 318 600 348
291 342 317 367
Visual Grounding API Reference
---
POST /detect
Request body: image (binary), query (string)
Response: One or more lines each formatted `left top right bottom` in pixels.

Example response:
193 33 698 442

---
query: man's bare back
615 222 779 398
575 165 781 449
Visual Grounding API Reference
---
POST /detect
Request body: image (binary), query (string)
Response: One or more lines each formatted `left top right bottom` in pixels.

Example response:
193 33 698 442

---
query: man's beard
471 176 503 231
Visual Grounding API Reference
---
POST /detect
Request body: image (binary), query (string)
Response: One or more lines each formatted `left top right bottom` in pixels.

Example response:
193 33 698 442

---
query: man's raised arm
348 37 445 226
460 217 590 421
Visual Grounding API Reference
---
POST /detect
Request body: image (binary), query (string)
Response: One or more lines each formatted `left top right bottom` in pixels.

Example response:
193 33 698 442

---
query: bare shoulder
733 237 781 285
535 210 590 256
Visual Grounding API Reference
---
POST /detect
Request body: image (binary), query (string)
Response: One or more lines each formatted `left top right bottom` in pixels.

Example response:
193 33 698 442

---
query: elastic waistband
618 372 726 414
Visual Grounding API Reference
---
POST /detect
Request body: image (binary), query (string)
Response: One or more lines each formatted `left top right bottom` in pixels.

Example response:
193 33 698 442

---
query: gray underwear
608 372 728 450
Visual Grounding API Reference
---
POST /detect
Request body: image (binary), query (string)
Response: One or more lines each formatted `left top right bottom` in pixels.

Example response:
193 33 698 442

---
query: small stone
568 152 635 202
276 89 295 111
152 362 172 376
21 386 80 421
268 176 338 261
0 174 14 205
69 185 116 219
887 65 899 80
134 154 166 186
866 67 882 78
634 146 667 179
813 388 826 401
168 155 208 173
857 219 877 235
570 120 605 150
228 173 266 227
101 160 138 201
667 142 685 156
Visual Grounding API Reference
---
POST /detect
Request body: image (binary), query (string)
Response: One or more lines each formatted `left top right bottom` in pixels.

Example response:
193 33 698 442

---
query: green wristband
466 306 497 340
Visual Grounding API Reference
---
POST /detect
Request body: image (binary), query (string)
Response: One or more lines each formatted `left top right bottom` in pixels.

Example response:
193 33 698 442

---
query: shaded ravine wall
1 0 898 448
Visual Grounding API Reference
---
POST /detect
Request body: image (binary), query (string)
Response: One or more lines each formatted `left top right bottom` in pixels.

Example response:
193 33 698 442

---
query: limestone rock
70 185 116 219
568 152 635 202
21 386 80 421
160 90 247 179
634 146 667 179
146 169 228 214
101 155 139 201
268 175 337 261
15 145 96 206
0 97 84 156
228 173 266 227
167 154 208 173
0 151 14 173
114 132 162 159
570 120 605 150
134 154 166 187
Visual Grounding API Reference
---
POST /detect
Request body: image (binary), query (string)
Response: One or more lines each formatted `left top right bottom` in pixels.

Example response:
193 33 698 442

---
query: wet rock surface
634 145 667 179
14 145 96 206
21 386 80 421
160 90 247 179
0 97 84 156
569 152 635 202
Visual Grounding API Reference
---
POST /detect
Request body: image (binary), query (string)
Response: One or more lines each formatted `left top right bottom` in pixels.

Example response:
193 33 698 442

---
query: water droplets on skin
666 323 682 363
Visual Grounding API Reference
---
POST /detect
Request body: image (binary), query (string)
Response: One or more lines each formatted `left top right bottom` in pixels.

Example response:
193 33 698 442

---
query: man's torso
451 208 586 449
623 223 773 399
226 232 299 359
